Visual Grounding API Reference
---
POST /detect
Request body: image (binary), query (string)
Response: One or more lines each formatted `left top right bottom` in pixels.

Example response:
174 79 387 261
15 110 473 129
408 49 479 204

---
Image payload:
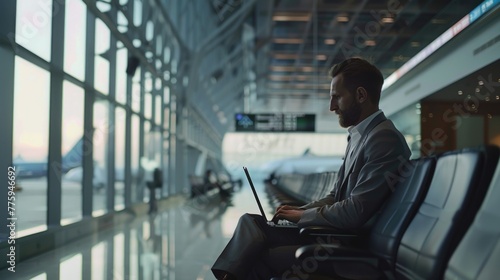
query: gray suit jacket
298 112 411 231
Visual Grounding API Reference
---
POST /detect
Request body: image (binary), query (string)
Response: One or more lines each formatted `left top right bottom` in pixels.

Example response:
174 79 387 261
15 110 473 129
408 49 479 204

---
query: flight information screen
234 113 315 132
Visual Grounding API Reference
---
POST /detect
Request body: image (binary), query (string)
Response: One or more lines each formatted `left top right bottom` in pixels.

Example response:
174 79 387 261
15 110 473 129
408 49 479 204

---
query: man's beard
338 100 361 128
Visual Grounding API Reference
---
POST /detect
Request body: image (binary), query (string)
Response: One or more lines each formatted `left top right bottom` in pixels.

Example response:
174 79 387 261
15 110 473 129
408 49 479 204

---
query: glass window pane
163 86 170 104
13 56 50 234
116 47 127 104
145 72 153 92
131 68 141 112
131 114 140 203
115 107 126 211
93 99 109 216
117 11 128 33
155 95 162 125
96 1 111 13
133 0 142 27
143 121 151 202
145 21 154 41
95 18 110 95
145 92 152 119
15 0 52 61
61 80 84 225
64 0 86 80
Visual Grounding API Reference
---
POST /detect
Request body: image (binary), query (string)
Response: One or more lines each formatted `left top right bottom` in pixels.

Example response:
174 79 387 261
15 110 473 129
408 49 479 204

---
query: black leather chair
294 146 499 280
395 146 499 279
444 157 500 279
295 156 437 279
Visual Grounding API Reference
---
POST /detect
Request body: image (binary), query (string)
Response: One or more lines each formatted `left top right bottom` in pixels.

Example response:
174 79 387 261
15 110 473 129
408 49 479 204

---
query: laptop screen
243 166 269 221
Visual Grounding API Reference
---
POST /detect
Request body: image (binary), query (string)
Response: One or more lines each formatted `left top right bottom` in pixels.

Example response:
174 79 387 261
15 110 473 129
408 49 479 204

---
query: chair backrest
368 157 436 267
395 146 499 280
279 173 306 199
445 157 500 279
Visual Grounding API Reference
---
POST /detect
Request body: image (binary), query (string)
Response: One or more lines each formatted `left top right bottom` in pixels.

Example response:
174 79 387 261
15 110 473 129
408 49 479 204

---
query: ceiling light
273 12 311 21
365 40 376 46
268 83 330 90
337 15 349 22
273 53 299 60
269 66 316 72
381 17 394 24
316 55 327 60
458 90 463 95
273 38 304 44
270 66 295 72
324 39 336 45
410 41 420 47
268 75 292 81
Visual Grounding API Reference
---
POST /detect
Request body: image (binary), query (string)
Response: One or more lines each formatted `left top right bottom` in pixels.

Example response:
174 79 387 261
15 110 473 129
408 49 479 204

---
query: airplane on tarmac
13 137 86 179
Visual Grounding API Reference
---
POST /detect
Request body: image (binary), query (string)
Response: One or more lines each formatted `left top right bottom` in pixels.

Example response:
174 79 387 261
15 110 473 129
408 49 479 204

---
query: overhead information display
235 113 315 132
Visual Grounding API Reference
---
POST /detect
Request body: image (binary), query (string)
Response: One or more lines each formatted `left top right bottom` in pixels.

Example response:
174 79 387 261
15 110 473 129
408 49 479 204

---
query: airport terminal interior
1 0 499 279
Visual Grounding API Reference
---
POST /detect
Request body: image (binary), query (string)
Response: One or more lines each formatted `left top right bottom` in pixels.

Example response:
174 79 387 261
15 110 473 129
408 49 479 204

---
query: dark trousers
211 213 309 280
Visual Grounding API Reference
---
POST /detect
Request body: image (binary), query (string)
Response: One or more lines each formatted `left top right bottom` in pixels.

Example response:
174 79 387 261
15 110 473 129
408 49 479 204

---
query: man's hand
272 205 305 223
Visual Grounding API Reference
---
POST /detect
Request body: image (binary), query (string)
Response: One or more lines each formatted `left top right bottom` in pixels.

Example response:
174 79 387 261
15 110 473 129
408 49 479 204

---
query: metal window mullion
107 32 117 211
82 8 96 217
160 86 166 198
0 0 16 240
47 0 66 227
168 95 175 195
137 69 145 203
124 75 132 207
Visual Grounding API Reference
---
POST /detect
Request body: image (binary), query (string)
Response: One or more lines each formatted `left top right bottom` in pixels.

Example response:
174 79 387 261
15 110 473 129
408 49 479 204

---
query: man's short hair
329 58 384 105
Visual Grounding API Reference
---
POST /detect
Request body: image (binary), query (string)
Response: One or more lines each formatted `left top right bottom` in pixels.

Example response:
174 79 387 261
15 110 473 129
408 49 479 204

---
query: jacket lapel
339 113 388 190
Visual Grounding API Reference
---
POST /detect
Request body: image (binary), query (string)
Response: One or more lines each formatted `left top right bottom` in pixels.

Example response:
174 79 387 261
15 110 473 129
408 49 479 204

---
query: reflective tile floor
0 172 274 280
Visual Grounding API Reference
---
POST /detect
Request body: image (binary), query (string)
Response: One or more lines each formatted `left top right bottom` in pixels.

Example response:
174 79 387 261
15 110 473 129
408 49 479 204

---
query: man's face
329 74 361 128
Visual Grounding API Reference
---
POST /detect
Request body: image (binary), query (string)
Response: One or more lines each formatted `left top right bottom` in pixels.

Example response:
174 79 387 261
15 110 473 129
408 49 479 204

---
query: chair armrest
295 244 375 260
299 226 359 244
300 226 358 236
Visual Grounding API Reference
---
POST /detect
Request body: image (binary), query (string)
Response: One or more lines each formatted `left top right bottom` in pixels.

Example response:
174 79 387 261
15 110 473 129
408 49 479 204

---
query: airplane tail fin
62 137 85 172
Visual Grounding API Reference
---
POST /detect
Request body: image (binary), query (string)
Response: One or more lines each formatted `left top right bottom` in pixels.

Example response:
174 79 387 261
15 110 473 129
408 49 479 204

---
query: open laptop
243 166 297 228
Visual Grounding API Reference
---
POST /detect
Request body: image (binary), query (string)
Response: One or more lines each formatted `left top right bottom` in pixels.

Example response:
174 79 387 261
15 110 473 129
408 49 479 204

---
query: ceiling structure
157 0 490 134
244 0 485 131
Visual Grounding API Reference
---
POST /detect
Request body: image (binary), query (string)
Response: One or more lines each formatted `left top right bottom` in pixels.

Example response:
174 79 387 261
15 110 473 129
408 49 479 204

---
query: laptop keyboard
277 219 297 226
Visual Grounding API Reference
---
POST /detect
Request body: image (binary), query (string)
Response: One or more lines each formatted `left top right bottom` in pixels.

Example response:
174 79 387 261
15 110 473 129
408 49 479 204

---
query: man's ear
356 87 368 103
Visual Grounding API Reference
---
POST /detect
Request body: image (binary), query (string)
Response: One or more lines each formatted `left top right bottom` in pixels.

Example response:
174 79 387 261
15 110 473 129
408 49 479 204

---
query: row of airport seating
265 172 339 208
188 174 242 197
265 145 500 279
